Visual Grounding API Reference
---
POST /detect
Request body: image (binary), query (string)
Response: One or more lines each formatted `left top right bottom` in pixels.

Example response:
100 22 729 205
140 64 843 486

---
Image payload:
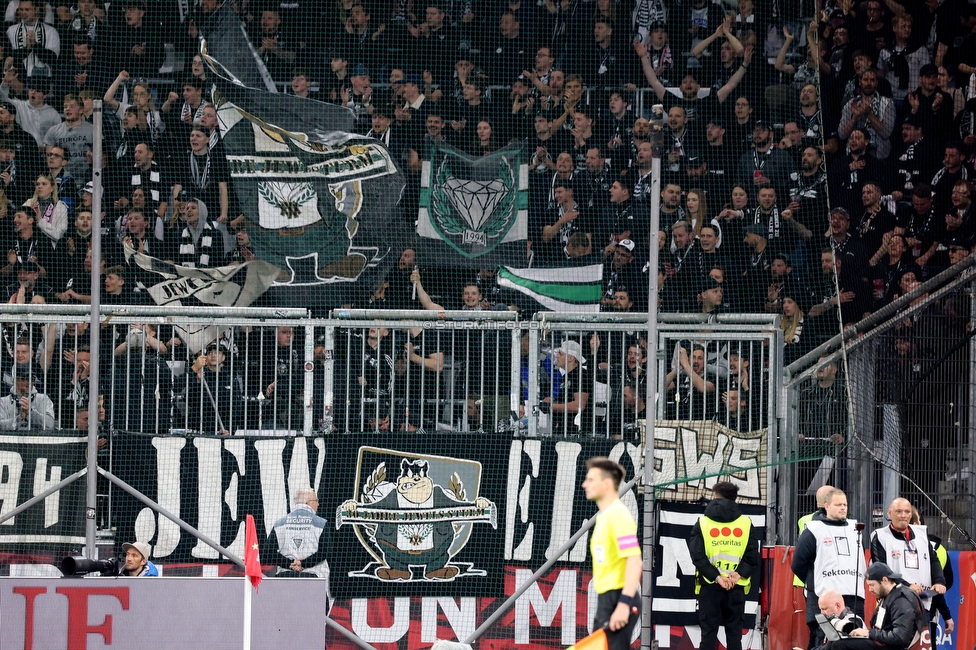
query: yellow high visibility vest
793 511 816 587
699 515 752 594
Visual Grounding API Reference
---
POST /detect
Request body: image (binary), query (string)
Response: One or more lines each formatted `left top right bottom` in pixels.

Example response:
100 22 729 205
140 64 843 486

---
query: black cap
15 260 40 273
864 562 901 582
175 189 198 202
698 275 722 292
0 101 16 115
649 20 666 30
947 235 970 249
707 117 726 129
27 76 50 93
14 363 32 378
919 63 939 78
743 222 767 238
753 119 772 130
830 206 851 220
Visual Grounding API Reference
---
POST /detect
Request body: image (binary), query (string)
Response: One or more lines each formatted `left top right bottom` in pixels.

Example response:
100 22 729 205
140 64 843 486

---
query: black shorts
593 589 641 650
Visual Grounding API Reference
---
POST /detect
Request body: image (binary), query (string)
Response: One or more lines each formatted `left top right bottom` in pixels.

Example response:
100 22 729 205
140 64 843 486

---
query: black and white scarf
189 151 211 190
179 218 215 269
14 20 46 51
755 205 782 240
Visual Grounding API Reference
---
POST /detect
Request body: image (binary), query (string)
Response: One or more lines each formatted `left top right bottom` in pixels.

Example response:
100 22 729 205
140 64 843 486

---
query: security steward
581 457 642 650
870 498 946 641
792 488 866 648
794 484 835 589
823 562 925 650
689 481 760 650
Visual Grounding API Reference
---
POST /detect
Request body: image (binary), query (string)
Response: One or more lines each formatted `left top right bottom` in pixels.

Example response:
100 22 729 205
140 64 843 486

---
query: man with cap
541 339 592 436
602 238 642 309
822 563 924 649
690 481 759 650
0 75 61 146
6 258 50 304
185 339 244 435
394 74 428 127
121 541 158 577
869 497 946 637
341 64 374 134
791 488 867 648
736 119 797 202
905 64 953 143
0 363 55 430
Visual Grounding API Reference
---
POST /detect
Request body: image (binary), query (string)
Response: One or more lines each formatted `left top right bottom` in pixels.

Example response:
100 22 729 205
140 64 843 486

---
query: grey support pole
463 470 644 645
98 467 245 568
0 468 86 525
85 100 104 558
641 103 665 650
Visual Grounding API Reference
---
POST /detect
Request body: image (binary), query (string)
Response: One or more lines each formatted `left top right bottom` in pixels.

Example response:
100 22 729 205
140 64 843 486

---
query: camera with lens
60 556 120 577
826 610 859 636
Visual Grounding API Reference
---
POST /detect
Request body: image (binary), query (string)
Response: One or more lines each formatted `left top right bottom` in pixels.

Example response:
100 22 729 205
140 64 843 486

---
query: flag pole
243 574 252 650
642 103 665 650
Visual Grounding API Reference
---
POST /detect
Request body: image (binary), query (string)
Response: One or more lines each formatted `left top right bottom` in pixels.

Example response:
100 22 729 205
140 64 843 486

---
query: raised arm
774 27 796 74
715 44 753 103
103 70 129 111
634 40 666 100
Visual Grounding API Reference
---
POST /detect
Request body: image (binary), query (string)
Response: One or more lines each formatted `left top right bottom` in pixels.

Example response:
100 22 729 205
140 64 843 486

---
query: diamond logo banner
418 142 528 268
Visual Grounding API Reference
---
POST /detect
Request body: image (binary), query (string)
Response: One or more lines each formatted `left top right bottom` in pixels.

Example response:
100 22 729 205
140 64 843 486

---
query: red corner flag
244 514 262 591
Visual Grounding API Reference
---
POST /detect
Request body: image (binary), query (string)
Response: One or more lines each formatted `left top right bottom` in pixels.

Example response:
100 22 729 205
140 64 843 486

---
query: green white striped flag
497 264 603 312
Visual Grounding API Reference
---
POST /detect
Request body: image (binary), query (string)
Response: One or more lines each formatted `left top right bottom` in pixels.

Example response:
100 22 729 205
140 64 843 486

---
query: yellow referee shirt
590 499 640 593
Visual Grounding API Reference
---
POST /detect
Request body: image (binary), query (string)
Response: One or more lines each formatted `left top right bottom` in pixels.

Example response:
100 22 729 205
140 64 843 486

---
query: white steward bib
806 518 866 598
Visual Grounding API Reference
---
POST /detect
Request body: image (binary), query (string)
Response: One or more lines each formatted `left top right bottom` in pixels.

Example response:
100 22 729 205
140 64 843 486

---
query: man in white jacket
0 364 55 430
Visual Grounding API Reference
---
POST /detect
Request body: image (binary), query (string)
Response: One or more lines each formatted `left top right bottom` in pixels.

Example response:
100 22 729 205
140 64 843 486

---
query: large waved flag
123 244 281 352
418 142 528 268
201 51 406 310
244 514 262 591
198 1 277 92
497 264 603 312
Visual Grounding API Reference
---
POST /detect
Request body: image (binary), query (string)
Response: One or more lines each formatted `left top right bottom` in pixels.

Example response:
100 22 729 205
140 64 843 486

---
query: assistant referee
582 457 642 649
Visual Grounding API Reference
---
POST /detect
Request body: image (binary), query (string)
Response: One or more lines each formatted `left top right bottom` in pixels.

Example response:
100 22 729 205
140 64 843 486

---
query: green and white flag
497 264 604 312
418 142 528 268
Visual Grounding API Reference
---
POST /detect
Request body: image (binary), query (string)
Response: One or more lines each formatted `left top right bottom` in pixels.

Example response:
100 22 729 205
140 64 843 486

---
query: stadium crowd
0 0 970 435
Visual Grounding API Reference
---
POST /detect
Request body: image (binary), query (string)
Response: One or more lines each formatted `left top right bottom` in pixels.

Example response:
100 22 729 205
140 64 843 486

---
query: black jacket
868 582 925 649
689 498 760 584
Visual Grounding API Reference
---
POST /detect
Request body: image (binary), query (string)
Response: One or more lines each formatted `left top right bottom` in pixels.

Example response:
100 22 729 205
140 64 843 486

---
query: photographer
121 541 158 577
0 365 54 430
822 563 924 650
818 590 865 639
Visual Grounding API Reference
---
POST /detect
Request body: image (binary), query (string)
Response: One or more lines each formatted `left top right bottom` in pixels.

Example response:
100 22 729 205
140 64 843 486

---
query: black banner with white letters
109 433 645 598
0 433 87 552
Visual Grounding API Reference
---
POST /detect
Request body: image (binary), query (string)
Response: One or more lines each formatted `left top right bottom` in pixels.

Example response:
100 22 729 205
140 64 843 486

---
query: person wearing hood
823 562 924 650
792 488 867 648
175 197 219 269
689 481 760 650
0 364 55 430
121 541 158 577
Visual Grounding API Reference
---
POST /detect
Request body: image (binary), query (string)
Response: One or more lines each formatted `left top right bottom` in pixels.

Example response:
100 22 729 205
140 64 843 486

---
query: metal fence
783 260 976 549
